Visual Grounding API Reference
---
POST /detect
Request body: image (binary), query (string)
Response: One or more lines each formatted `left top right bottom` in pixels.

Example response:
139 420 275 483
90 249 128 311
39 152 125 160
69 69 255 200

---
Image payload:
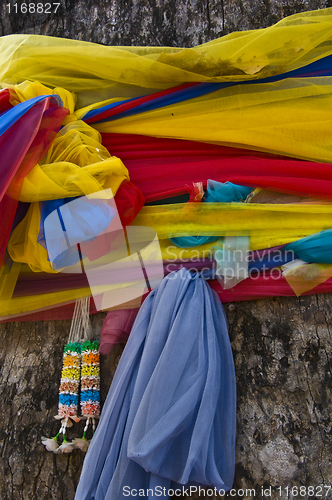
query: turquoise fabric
285 229 332 263
170 181 252 248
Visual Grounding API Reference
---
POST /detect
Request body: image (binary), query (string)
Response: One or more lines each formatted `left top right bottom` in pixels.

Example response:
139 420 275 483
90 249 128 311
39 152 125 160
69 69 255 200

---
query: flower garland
59 341 81 419
80 340 100 419
41 341 82 454
73 339 101 450
41 298 100 454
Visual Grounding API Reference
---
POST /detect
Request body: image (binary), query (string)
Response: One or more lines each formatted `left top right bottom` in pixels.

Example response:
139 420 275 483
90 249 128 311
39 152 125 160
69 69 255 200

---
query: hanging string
68 296 91 344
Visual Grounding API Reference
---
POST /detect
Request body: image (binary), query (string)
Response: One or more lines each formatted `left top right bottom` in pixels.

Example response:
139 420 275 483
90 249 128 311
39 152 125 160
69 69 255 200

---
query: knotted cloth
75 268 236 499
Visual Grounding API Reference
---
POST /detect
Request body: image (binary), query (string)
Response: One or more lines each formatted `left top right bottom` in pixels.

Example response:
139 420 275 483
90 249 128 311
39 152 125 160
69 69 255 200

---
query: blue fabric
170 181 252 248
205 180 252 203
82 97 135 121
40 196 115 269
248 249 297 272
285 229 332 263
169 235 219 248
195 247 297 280
0 94 62 135
75 269 236 500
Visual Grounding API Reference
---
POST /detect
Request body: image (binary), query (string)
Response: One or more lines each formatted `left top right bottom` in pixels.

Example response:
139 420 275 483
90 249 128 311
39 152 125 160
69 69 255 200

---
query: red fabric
79 180 145 262
102 132 284 160
0 89 13 114
210 272 332 302
85 84 197 124
115 180 145 227
102 133 332 202
0 98 68 267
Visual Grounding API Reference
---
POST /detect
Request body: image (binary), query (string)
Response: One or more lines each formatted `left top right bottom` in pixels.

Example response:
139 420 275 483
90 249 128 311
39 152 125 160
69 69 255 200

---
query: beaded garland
80 340 100 418
41 298 100 454
58 342 81 418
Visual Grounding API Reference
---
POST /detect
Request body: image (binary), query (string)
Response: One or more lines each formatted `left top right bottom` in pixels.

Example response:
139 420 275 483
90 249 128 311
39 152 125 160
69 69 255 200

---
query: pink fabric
99 308 139 355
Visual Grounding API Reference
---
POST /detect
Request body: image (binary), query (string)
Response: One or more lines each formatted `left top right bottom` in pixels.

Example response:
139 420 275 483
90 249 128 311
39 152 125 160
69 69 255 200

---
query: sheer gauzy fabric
2 8 332 105
94 77 332 163
3 9 332 320
0 94 68 267
75 269 236 499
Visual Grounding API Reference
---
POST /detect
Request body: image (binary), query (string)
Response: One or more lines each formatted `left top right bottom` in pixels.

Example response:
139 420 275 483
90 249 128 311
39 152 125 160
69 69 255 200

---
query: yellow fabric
9 200 332 275
0 279 147 317
159 236 304 259
7 120 129 273
0 227 325 317
94 77 332 163
8 203 55 273
3 8 332 315
2 80 77 124
7 120 129 202
132 203 332 248
0 9 332 107
283 262 332 296
0 286 91 317
0 262 21 302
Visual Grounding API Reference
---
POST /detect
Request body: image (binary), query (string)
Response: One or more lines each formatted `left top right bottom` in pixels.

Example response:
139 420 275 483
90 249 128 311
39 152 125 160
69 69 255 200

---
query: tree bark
0 1 332 499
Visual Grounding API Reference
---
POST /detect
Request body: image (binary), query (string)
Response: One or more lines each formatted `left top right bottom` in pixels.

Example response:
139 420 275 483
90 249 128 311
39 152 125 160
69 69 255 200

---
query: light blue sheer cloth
75 268 236 500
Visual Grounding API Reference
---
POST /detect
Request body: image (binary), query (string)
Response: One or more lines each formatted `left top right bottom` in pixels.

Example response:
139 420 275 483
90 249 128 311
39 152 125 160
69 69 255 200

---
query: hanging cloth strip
99 308 139 355
75 268 236 499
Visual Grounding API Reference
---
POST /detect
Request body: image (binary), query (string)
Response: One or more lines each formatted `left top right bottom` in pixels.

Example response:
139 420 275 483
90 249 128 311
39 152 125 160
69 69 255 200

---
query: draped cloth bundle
75 269 236 499
3 8 332 317
2 8 332 497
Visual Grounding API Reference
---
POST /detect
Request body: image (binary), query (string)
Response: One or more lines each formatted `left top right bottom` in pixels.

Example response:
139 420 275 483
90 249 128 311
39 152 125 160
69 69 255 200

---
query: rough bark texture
1 0 332 45
0 1 332 499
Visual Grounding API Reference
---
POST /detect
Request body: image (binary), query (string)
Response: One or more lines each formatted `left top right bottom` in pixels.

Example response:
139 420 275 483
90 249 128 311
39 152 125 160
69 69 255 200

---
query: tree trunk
0 1 332 498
